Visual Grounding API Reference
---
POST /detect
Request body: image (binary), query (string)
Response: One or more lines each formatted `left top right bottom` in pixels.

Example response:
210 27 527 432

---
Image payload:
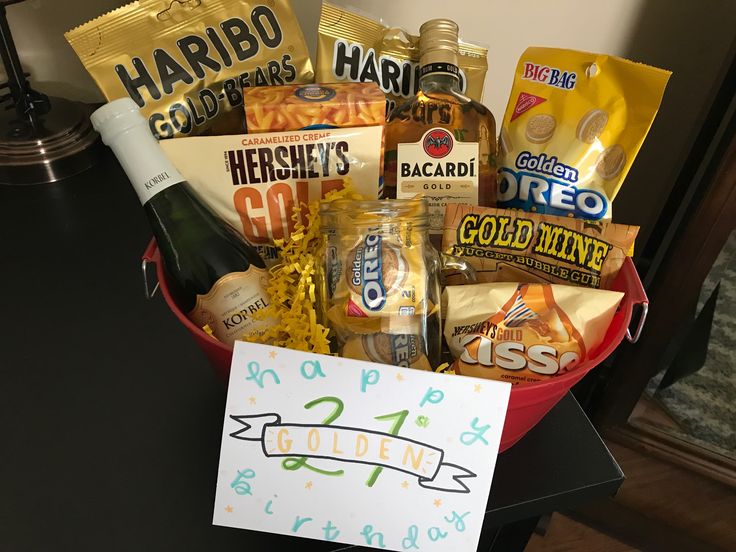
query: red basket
142 239 647 452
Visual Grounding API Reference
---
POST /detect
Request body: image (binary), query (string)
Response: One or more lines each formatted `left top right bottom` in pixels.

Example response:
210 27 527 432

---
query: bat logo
423 128 453 158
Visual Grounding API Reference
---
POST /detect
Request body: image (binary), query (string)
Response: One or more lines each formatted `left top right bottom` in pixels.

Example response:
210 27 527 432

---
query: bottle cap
90 98 146 145
419 19 459 57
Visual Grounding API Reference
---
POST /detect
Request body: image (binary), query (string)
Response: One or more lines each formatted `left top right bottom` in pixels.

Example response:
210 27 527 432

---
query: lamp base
0 96 102 186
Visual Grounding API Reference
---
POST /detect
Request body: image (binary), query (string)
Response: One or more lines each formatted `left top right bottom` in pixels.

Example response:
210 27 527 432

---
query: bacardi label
396 127 479 234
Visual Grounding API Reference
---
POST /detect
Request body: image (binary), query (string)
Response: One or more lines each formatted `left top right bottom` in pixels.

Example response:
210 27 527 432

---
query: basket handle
619 257 649 344
141 238 159 300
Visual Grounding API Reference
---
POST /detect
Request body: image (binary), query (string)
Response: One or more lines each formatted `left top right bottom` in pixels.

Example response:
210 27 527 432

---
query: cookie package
497 47 670 220
443 282 623 384
443 203 639 290
66 0 313 138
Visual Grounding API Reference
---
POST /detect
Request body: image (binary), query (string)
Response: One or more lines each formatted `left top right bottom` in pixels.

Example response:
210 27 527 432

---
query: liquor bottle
383 19 497 243
91 98 272 347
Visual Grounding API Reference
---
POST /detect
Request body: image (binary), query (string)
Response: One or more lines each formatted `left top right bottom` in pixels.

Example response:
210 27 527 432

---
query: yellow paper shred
243 179 364 354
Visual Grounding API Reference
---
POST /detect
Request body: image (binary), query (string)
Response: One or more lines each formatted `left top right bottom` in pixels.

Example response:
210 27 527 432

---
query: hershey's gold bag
316 2 488 115
66 0 313 139
443 282 623 384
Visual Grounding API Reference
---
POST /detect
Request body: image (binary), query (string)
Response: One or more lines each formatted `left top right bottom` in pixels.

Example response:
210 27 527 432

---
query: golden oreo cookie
576 109 609 143
596 145 626 180
525 114 556 144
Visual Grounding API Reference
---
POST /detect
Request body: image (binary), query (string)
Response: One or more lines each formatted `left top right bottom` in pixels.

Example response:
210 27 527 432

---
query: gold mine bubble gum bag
316 2 488 115
66 0 313 138
443 204 639 289
498 47 670 220
443 282 623 384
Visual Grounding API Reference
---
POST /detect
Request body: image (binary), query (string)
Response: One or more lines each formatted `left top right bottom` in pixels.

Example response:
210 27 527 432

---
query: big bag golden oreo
66 0 313 139
317 2 487 115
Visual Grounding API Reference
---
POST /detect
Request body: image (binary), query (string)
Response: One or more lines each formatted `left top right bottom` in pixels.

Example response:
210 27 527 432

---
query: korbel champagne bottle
91 98 272 346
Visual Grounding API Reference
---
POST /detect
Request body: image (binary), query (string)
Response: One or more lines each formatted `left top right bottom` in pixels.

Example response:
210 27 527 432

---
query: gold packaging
341 333 431 371
316 2 488 115
66 0 313 139
443 204 638 290
443 282 623 384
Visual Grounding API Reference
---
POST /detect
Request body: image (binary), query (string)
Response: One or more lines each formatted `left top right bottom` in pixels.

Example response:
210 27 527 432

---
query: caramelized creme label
189 267 272 346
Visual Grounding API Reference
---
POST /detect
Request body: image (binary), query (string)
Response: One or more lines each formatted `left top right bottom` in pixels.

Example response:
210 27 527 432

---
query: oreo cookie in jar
320 198 475 369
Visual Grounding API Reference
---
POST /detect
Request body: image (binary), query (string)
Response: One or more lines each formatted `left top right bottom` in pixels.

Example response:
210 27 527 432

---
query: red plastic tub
142 239 648 451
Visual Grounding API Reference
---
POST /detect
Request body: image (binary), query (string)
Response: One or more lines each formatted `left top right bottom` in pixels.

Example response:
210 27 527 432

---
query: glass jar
320 197 474 370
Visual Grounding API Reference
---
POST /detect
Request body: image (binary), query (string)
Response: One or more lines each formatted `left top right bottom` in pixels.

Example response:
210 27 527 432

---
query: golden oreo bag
498 47 670 220
66 0 313 139
317 2 487 115
443 282 623 385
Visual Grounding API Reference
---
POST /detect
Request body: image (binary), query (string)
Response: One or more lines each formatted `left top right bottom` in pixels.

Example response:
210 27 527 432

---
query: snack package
66 0 313 139
497 47 670 220
443 204 638 289
342 334 431 370
243 82 386 132
161 127 383 263
316 2 488 115
443 282 623 384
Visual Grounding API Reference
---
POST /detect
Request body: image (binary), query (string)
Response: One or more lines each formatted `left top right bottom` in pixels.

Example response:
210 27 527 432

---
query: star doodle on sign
269 350 278 359
305 481 313 490
396 372 404 381
225 505 233 513
433 499 442 508
401 481 410 489
248 396 257 405
474 384 482 393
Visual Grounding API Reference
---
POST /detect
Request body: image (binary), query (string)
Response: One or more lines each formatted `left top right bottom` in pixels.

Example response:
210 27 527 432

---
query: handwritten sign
213 342 511 551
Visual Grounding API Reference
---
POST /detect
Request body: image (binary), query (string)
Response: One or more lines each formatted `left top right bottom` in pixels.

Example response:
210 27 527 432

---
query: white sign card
213 342 511 551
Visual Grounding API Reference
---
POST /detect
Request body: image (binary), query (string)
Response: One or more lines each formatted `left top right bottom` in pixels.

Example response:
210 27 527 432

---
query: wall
5 0 736 244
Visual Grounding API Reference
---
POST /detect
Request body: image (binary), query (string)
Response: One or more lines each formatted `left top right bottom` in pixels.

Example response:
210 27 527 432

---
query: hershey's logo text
227 142 350 186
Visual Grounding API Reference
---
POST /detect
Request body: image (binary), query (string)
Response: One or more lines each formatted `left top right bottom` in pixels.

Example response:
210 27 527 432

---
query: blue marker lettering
361 369 380 392
444 511 470 532
292 516 313 533
402 524 420 549
428 527 448 541
322 520 340 541
361 525 386 548
419 387 444 407
460 417 491 446
245 360 280 389
300 360 326 380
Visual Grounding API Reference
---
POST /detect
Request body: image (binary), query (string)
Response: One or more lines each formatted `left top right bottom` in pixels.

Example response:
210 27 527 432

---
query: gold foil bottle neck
419 19 460 67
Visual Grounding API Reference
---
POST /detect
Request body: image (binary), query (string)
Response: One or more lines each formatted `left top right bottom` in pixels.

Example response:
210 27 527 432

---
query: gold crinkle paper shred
244 179 363 353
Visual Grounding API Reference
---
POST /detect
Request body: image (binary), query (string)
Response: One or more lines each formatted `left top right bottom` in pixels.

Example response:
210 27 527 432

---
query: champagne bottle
91 98 272 346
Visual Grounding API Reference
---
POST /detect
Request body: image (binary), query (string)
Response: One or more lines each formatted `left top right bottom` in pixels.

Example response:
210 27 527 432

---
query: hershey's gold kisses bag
66 0 313 139
316 2 488 115
443 282 623 384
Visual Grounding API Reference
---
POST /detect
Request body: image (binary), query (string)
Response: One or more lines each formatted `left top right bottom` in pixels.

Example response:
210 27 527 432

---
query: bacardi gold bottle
383 19 497 242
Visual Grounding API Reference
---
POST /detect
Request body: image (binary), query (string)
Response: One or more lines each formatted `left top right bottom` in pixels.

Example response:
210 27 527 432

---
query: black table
0 151 623 551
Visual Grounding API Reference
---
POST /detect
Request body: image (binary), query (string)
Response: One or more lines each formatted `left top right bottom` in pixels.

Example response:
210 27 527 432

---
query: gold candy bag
443 204 639 290
498 47 670 220
66 0 313 139
316 2 488 115
443 282 623 385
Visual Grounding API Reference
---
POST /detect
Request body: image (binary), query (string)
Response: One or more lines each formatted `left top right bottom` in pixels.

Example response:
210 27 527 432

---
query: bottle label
130 167 182 204
419 62 461 79
396 127 479 235
188 267 273 347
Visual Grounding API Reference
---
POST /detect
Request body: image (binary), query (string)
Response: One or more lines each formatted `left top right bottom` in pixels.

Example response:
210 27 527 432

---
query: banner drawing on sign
230 413 477 493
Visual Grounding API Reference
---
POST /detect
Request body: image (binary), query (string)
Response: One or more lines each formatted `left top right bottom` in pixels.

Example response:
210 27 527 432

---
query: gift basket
69 0 662 454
